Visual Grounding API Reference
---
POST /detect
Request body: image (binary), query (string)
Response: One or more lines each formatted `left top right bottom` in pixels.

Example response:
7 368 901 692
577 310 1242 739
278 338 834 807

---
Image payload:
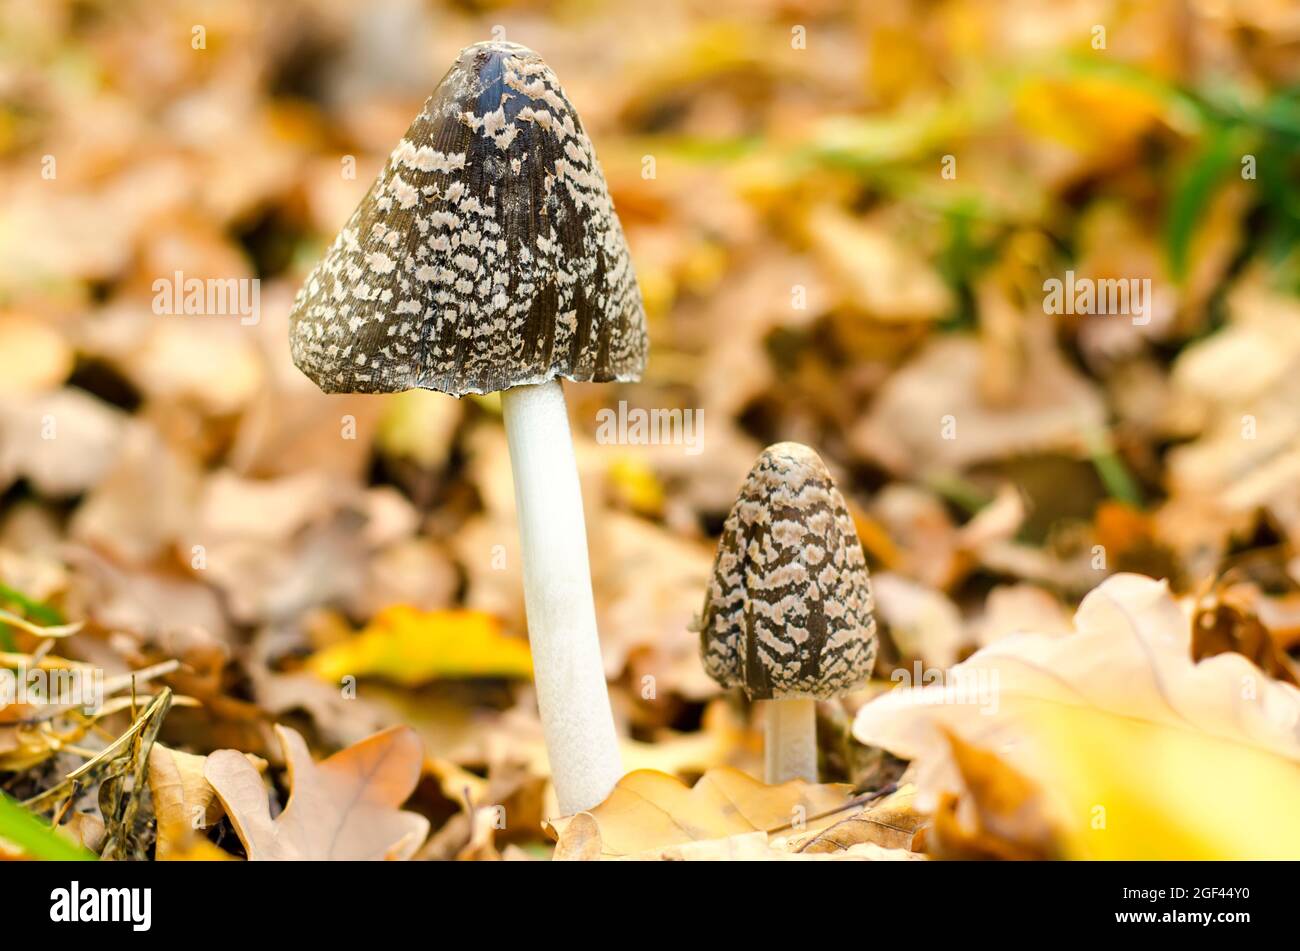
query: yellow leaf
606 456 665 518
375 388 461 469
158 838 237 861
1015 76 1165 156
0 316 72 394
306 607 532 686
1031 704 1300 860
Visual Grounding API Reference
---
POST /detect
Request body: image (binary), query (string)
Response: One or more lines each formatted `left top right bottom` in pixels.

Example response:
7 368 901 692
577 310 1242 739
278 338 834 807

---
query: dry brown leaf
551 813 604 861
0 388 127 497
928 730 1059 860
1192 585 1300 687
418 759 548 861
148 744 223 859
855 573 1300 858
872 572 966 668
808 206 953 322
583 827 921 861
204 724 429 861
544 767 856 859
853 329 1106 476
58 813 105 854
148 743 265 860
792 784 927 854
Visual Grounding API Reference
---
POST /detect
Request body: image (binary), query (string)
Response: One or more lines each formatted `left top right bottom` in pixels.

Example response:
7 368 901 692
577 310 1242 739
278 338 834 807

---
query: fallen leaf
854 573 1300 859
0 317 72 395
204 724 429 861
148 743 265 860
927 730 1058 860
376 388 463 470
853 330 1106 476
1192 585 1300 686
0 388 127 497
306 607 532 686
872 572 966 668
545 767 856 859
792 784 926 854
1025 699 1300 859
551 813 603 861
58 813 106 854
807 206 953 322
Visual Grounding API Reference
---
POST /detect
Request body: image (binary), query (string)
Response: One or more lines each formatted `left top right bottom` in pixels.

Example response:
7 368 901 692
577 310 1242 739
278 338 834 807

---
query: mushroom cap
699 442 877 700
289 41 647 396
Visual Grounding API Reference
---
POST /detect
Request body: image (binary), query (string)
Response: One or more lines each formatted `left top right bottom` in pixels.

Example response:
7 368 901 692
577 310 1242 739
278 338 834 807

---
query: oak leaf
791 784 927 854
148 744 265 860
205 724 429 860
855 573 1300 859
545 767 856 860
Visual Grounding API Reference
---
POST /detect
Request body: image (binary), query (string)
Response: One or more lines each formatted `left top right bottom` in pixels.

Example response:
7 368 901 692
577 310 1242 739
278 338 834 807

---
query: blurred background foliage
0 0 1299 858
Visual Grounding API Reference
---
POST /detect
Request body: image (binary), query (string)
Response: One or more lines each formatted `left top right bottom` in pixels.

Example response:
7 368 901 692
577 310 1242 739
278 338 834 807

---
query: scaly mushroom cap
289 41 647 396
699 442 877 700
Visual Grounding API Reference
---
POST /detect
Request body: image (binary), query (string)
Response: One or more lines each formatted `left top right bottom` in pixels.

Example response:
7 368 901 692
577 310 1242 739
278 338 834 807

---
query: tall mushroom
288 41 645 815
698 442 877 783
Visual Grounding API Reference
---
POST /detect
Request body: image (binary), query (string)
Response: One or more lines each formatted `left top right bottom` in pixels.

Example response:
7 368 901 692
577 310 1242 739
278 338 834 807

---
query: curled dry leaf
204 724 429 861
854 573 1300 858
58 813 106 854
1192 585 1300 687
147 743 266 860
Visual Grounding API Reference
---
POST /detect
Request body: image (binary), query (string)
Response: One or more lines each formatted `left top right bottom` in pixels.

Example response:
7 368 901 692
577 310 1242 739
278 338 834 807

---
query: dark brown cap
289 41 647 396
699 442 877 700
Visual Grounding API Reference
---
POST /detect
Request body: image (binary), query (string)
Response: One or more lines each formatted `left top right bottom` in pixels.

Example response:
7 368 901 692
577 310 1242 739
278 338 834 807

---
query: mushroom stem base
500 379 623 815
763 698 818 783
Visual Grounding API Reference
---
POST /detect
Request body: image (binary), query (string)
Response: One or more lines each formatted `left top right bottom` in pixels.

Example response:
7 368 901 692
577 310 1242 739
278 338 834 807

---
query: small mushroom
698 442 877 783
288 41 646 814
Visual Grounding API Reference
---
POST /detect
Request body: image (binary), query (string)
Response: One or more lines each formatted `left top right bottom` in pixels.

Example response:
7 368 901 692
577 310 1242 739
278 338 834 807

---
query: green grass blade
0 793 96 861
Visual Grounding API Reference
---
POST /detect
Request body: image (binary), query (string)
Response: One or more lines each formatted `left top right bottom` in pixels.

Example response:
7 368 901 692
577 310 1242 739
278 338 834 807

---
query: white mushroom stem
763 698 818 783
500 379 624 815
